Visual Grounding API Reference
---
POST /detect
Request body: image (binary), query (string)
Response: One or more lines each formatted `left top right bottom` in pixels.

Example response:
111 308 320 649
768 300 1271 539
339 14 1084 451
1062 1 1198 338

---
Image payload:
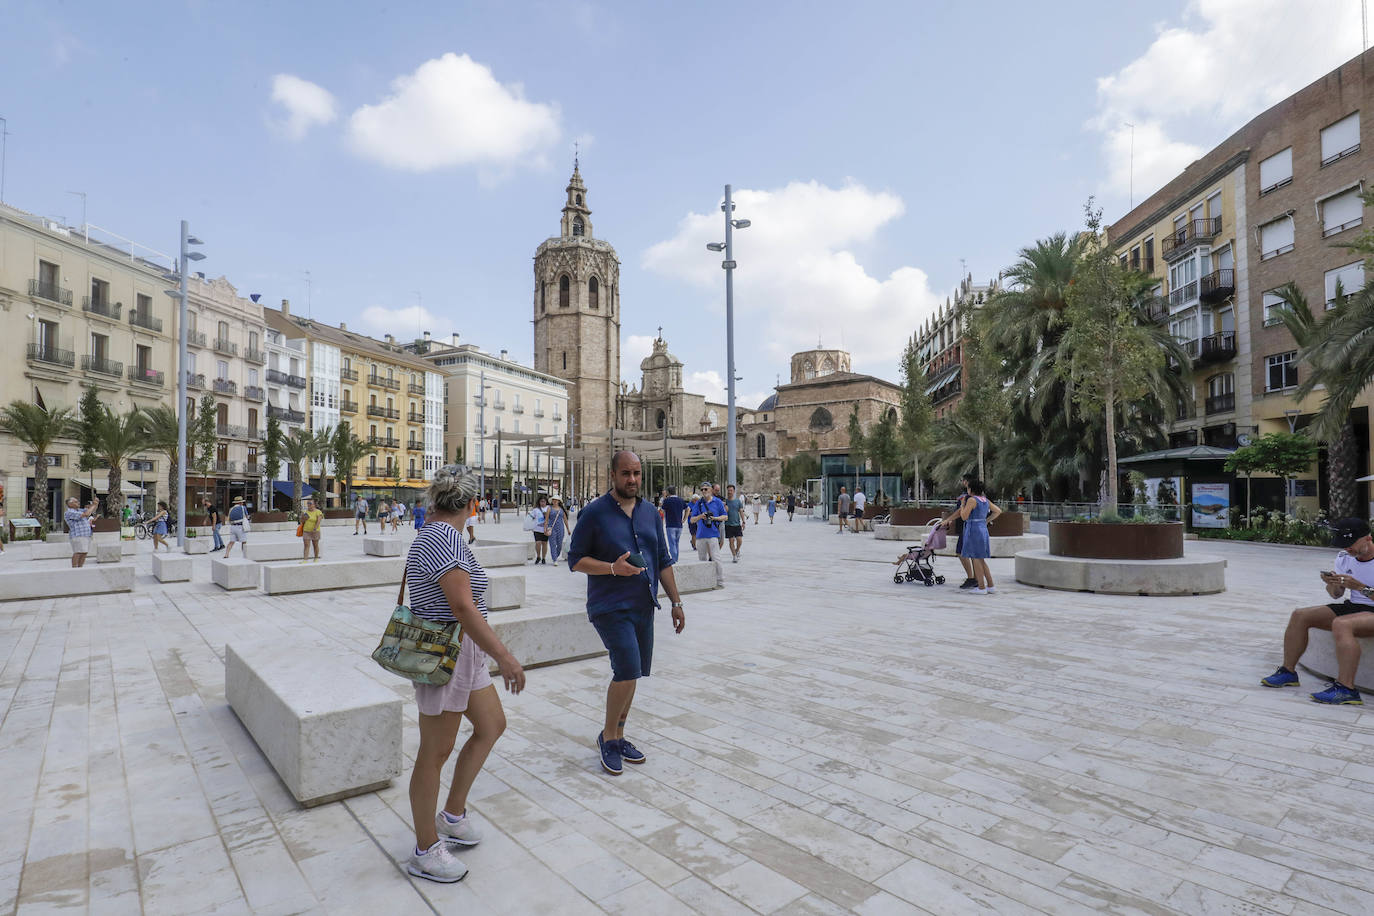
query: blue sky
2 0 1363 408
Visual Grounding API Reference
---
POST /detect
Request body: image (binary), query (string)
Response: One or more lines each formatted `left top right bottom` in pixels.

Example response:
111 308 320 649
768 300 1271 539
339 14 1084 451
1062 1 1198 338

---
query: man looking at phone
569 450 686 775
1261 517 1374 704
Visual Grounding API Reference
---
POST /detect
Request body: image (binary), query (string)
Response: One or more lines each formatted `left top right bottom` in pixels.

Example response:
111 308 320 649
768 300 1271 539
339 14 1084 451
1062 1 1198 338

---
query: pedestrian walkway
2 518 1373 913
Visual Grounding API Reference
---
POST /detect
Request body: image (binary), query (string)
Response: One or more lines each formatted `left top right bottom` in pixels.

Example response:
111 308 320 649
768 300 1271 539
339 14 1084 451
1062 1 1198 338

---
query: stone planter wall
888 508 1026 535
1048 520 1184 560
890 508 945 526
323 509 354 519
92 518 123 533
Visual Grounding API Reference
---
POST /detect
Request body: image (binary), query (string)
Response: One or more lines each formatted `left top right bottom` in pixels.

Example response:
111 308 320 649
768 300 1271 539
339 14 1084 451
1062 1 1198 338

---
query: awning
924 365 961 395
1118 445 1237 476
273 480 316 497
87 480 147 496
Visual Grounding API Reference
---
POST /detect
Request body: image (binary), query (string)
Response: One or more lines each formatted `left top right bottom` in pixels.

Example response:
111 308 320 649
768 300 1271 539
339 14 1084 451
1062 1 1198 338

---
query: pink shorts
413 632 491 716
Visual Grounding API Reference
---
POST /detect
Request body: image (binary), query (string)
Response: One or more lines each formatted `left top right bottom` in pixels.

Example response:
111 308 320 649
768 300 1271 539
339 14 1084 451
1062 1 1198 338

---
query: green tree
191 393 217 502
391 460 403 499
263 414 284 508
76 383 103 480
281 428 321 515
503 455 514 503
1225 431 1320 518
897 337 935 500
845 405 866 490
780 450 820 490
0 402 76 534
140 406 182 517
91 408 146 519
954 306 1010 482
330 422 376 508
866 408 903 504
1056 204 1168 511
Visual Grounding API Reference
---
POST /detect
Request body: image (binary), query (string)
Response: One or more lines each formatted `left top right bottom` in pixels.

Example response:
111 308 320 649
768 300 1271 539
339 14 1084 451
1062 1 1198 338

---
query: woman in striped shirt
404 464 526 884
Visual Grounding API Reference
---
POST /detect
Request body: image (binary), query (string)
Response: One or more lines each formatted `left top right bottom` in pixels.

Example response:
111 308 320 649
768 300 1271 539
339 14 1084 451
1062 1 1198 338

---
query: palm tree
1273 281 1362 518
330 424 377 509
282 428 323 514
141 406 183 517
91 407 147 519
1 402 76 533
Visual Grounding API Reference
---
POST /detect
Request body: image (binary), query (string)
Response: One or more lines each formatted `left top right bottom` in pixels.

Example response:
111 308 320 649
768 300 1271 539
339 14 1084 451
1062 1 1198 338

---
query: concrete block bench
245 541 311 563
471 543 527 568
212 558 261 591
490 607 607 670
153 553 193 583
225 641 401 807
184 539 211 555
262 557 403 595
363 536 401 557
659 561 720 595
95 542 124 563
487 538 537 561
0 565 134 601
1300 630 1374 693
486 573 525 610
29 540 134 560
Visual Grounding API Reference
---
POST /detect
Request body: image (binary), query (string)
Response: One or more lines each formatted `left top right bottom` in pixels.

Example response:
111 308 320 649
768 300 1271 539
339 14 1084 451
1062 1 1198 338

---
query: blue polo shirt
567 491 674 618
661 495 688 529
692 496 725 539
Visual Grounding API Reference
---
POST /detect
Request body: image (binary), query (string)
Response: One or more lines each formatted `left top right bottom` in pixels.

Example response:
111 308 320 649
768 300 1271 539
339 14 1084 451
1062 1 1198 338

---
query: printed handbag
370 571 462 686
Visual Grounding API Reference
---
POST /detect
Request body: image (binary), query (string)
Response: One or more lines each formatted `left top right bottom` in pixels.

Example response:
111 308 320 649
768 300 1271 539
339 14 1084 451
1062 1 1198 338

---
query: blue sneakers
619 738 646 764
1311 682 1364 705
597 732 622 775
1261 667 1300 688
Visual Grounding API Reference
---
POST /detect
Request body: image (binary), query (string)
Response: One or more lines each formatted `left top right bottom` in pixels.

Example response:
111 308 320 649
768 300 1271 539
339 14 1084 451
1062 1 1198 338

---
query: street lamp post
172 221 205 547
707 185 750 490
1285 409 1301 516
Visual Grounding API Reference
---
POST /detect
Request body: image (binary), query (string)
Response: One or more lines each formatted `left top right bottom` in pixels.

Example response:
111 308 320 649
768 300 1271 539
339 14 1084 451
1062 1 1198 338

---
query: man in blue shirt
659 485 688 565
690 482 727 587
569 451 685 776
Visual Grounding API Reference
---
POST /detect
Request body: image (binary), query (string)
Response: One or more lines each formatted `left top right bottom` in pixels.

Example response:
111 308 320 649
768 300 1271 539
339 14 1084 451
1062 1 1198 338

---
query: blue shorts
590 607 654 682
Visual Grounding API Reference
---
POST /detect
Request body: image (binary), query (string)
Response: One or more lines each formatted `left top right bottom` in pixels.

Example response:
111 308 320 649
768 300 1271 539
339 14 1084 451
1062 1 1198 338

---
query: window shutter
1321 113 1360 164
1322 188 1363 234
1325 261 1366 303
1260 218 1294 256
1259 148 1292 191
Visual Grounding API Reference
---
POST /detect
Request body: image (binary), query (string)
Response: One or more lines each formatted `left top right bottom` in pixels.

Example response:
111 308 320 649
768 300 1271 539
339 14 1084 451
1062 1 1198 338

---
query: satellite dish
1237 433 1252 446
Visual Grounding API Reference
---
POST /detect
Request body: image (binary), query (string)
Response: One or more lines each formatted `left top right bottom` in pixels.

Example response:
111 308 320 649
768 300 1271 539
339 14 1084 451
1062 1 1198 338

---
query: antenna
0 116 9 204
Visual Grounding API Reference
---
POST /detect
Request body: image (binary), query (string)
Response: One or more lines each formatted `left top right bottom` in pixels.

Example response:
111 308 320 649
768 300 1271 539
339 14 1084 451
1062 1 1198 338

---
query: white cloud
623 335 657 374
642 180 941 377
1092 0 1362 201
270 74 338 140
347 53 561 172
356 304 441 338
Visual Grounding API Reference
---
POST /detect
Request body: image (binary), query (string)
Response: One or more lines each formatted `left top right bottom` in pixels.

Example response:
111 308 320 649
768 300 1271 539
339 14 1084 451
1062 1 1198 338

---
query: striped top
404 521 488 623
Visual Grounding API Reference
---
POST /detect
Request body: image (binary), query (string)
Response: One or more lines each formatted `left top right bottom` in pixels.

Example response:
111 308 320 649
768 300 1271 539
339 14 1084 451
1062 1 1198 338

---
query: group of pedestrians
937 475 1002 593
525 495 571 564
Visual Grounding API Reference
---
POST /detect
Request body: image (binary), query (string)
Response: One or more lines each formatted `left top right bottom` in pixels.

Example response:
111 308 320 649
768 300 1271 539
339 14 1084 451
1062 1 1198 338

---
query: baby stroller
893 522 947 586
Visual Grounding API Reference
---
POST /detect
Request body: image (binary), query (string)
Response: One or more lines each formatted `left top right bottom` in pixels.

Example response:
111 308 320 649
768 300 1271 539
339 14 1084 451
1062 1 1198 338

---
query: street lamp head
186 251 206 261
731 219 751 229
187 236 203 245
706 242 725 252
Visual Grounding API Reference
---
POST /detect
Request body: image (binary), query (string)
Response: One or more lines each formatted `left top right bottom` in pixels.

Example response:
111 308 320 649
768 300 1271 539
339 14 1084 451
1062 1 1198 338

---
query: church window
572 217 584 237
559 275 570 308
540 282 546 313
808 407 833 430
562 351 567 370
756 433 766 458
888 407 898 421
589 276 599 310
576 193 582 205
708 409 719 427
804 360 815 379
656 410 665 429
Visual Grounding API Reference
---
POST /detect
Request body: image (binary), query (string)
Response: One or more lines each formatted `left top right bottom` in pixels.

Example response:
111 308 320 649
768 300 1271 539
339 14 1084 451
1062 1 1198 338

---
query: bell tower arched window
808 407 833 430
589 276 599 310
540 282 546 313
756 433 766 458
656 410 665 429
559 275 570 308
572 216 584 237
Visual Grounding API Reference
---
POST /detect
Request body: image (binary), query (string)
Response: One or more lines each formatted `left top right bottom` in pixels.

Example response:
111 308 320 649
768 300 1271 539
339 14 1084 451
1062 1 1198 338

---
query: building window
1143 237 1154 268
90 277 110 306
562 351 567 370
1321 112 1360 166
1206 190 1222 218
559 275 570 308
1321 187 1364 237
589 276 599 309
1259 217 1295 260
656 410 665 429
1259 147 1293 194
1206 372 1234 415
540 281 546 313
1262 290 1290 327
573 216 584 236
1325 261 1365 307
1266 352 1298 391
756 433 766 458
808 407 833 430
217 359 229 380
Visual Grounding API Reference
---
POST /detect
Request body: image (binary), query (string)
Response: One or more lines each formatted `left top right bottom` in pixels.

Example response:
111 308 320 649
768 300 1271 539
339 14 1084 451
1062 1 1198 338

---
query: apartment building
264 304 442 501
181 274 269 508
411 333 568 498
0 204 175 525
260 317 308 505
1109 46 1374 513
912 274 995 420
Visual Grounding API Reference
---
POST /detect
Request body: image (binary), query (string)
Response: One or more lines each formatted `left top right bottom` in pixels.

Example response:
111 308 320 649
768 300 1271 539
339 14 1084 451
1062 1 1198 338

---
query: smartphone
626 552 647 569
1320 570 1337 578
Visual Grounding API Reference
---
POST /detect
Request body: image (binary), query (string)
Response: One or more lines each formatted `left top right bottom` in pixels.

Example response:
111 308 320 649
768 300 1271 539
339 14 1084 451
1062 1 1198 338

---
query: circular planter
1048 520 1184 560
890 507 945 526
251 511 289 524
323 509 354 519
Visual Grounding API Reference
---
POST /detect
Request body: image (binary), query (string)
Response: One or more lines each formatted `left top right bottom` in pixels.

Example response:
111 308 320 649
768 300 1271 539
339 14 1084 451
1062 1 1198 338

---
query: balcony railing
213 378 237 395
286 374 306 389
81 354 123 377
187 373 206 390
511 404 524 414
408 410 425 422
214 460 236 473
369 374 401 391
1195 332 1237 365
341 367 359 381
216 424 247 439
1205 392 1235 415
128 366 164 386
552 412 562 422
533 408 545 418
267 405 305 423
1143 297 1169 323
408 382 425 395
492 400 507 411
129 311 163 333
266 368 289 384
369 435 400 448
242 463 262 475
340 399 359 414
244 385 266 401
407 439 423 451
82 297 121 320
1198 268 1235 303
213 338 237 356
244 347 266 365
26 343 75 368
1161 217 1223 261
367 405 400 420
30 278 73 306
187 330 207 347
1168 280 1199 308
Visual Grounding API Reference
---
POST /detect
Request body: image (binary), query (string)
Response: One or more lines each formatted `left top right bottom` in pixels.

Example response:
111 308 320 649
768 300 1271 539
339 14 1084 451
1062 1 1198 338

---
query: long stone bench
0 564 134 601
184 538 211 554
262 557 403 595
153 553 193 583
1300 630 1374 692
29 540 135 560
486 537 537 561
362 536 401 557
470 543 527 568
245 540 313 562
659 561 721 595
212 557 261 591
490 607 607 670
225 641 401 807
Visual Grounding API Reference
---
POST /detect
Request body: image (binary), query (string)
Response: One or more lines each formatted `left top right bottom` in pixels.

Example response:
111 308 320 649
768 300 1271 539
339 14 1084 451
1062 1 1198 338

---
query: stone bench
487 538 537 561
245 540 313 562
212 557 261 591
936 534 1048 559
0 565 134 601
873 523 941 541
29 540 134 560
1300 630 1374 693
184 538 211 554
1014 549 1226 596
485 573 525 610
490 607 607 671
225 641 401 807
659 561 720 595
262 557 403 595
95 542 124 563
363 536 401 557
471 543 527 568
153 553 193 583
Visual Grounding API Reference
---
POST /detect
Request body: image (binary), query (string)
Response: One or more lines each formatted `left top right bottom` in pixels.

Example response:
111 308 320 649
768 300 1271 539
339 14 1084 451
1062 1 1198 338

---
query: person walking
786 490 796 521
724 484 745 563
767 494 777 524
836 486 850 533
957 480 1002 594
64 497 97 567
659 486 687 564
851 487 867 533
690 482 726 587
751 494 762 525
204 498 224 551
354 495 369 535
377 500 390 534
224 496 250 558
545 495 571 564
300 497 324 561
687 493 700 553
150 500 171 552
392 500 403 534
938 475 977 589
568 451 685 776
527 496 550 564
403 463 525 884
413 499 427 530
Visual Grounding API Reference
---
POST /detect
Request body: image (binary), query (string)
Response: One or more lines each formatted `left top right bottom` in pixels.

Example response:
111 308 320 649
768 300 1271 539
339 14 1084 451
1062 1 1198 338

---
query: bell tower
533 161 621 444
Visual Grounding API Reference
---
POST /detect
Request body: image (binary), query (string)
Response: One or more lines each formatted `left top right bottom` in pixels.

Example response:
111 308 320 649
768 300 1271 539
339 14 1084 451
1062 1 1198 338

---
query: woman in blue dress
151 500 171 552
544 496 571 564
957 480 1003 594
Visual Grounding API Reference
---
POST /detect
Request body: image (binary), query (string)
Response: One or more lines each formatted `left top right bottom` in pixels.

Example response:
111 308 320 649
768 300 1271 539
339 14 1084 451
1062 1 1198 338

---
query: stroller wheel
935 576 946 585
893 573 904 584
924 579 935 586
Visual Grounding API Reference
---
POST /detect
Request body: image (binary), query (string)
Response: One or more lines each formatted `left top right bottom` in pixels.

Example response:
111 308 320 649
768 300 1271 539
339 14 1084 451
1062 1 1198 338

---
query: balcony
82 297 121 320
408 410 425 423
129 311 163 333
1168 280 1199 308
244 347 266 365
552 412 563 422
266 368 289 385
242 463 262 475
81 354 123 377
128 366 164 386
369 374 401 391
340 399 359 414
367 405 400 420
1175 401 1193 421
341 367 359 382
533 408 545 418
286 374 307 389
407 439 423 451
213 378 237 395
1199 268 1235 304
511 404 524 414
369 435 400 448
216 424 247 439
187 330 207 347
408 382 425 395
267 405 305 423
492 400 507 411
29 278 73 306
214 460 237 473
1143 296 1169 323
244 385 266 401
1161 216 1223 261
1194 332 1237 366
26 343 75 368
213 338 237 356
1205 392 1236 415
187 373 206 390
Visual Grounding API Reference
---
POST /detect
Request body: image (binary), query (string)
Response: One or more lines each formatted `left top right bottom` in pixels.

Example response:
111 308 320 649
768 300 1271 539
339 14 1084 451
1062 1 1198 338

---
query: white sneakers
435 810 482 847
407 841 468 883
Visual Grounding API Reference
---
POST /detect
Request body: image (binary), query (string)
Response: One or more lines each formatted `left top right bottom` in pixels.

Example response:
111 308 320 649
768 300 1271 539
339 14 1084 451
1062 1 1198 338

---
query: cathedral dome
756 393 778 412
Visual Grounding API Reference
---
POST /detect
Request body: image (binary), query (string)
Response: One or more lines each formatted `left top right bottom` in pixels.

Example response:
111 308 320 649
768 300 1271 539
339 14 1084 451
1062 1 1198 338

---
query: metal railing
214 460 236 473
1205 392 1235 414
129 366 164 386
81 354 122 376
1196 332 1236 363
1168 279 1198 308
408 410 425 422
286 374 307 389
266 368 289 384
187 330 207 347
26 343 75 368
1161 217 1222 260
214 337 237 356
187 373 206 390
341 367 360 381
369 374 401 391
244 347 266 364
367 405 399 419
1198 268 1235 302
30 278 73 306
82 297 121 319
129 311 162 332
340 399 359 414
213 378 237 395
267 405 304 423
244 385 266 401
533 408 545 418
242 463 262 475
216 424 246 439
407 439 423 451
408 382 425 395
511 404 524 414
369 435 400 448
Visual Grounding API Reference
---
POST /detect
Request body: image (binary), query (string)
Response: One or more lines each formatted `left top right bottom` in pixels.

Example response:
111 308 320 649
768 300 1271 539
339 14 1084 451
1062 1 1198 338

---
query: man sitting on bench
1261 517 1374 705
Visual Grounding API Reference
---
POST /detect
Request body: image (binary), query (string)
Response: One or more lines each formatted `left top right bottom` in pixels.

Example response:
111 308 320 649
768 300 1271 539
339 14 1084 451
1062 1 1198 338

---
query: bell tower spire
561 155 592 239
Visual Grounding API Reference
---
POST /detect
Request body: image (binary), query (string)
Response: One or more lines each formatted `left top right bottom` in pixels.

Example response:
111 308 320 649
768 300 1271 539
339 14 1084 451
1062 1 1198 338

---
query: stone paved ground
3 515 1374 915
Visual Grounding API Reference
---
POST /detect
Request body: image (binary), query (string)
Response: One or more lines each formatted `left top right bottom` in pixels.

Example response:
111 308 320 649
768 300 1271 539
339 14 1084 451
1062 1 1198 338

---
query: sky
2 0 1365 410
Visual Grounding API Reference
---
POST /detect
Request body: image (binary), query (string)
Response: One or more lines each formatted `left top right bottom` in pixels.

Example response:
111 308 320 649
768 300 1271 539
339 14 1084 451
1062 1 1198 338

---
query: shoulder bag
371 569 462 686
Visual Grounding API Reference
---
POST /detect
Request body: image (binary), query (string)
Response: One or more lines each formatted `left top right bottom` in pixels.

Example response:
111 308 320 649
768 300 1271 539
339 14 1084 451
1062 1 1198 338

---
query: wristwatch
671 601 683 608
